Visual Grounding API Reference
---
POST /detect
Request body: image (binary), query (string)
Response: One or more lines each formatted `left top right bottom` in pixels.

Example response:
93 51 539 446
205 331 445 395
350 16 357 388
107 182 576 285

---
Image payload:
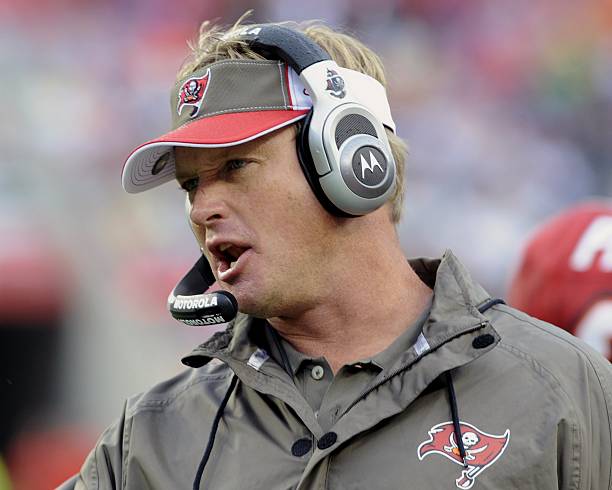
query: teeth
219 244 231 252
230 261 237 268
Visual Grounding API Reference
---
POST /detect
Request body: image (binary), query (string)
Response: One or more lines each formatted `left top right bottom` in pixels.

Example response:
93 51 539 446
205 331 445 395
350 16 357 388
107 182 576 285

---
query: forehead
174 125 297 178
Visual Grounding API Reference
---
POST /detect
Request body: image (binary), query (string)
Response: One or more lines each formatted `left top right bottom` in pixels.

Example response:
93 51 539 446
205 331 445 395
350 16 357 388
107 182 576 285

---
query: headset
169 24 397 325
238 24 397 217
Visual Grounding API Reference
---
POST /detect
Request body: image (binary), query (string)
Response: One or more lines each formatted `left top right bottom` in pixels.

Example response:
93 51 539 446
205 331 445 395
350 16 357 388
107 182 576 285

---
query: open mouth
213 243 250 281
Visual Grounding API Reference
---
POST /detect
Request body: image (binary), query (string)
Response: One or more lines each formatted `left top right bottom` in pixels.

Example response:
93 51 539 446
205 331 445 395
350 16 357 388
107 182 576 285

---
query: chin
235 298 274 319
229 288 290 318
225 283 272 318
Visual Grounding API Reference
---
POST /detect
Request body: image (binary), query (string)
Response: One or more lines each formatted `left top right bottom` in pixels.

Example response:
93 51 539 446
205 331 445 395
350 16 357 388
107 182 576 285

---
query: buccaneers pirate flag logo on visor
417 421 510 489
177 69 210 118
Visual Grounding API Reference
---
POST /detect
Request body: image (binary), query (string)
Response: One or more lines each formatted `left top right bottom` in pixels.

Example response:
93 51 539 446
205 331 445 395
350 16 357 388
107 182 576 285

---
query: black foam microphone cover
168 256 238 326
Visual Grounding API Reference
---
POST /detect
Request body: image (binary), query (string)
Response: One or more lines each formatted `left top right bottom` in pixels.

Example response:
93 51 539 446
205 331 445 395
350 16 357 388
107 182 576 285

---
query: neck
268 221 432 373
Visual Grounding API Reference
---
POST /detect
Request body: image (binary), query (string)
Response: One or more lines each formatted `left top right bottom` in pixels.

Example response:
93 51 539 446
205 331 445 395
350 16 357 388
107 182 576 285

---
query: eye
224 159 249 173
180 176 199 193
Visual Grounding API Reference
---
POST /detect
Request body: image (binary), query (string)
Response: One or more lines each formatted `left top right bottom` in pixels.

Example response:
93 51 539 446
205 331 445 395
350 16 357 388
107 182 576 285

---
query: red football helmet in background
509 201 612 360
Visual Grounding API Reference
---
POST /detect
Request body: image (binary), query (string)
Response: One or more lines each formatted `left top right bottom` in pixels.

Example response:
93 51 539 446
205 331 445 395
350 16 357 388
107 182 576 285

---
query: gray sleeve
55 474 78 489
57 402 128 490
575 351 612 490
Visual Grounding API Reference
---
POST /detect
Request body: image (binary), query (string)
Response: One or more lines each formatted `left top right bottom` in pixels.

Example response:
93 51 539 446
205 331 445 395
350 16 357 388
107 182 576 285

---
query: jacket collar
411 250 491 346
182 249 493 370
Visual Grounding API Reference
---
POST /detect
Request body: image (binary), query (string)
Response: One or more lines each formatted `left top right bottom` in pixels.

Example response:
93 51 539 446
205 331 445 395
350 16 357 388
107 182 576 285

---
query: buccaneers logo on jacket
417 421 510 489
177 70 210 118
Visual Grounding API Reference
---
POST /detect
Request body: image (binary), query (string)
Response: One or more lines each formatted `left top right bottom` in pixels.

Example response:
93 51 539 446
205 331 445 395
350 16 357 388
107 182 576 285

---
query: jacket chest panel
126 385 317 489
320 401 561 490
128 341 574 489
315 357 570 490
201 386 563 490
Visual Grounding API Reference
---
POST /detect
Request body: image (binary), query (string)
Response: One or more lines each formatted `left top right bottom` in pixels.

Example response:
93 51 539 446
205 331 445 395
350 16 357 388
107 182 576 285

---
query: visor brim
122 109 309 193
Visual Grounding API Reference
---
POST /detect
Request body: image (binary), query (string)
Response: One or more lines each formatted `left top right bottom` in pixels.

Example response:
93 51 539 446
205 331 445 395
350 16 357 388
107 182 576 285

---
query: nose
188 180 228 229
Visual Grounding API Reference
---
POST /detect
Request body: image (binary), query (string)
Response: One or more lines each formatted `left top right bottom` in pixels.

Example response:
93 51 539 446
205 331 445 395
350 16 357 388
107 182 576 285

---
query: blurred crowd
1 0 611 487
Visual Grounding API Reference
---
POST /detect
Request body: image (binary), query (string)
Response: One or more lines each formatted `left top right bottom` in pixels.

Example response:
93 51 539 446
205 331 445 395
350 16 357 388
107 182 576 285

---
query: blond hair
178 14 407 223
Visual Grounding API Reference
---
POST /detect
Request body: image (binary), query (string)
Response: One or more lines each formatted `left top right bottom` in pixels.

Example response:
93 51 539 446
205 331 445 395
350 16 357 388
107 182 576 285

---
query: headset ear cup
296 112 353 218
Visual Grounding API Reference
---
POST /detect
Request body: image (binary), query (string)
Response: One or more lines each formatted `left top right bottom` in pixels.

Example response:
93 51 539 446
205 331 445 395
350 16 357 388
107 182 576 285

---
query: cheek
247 154 336 253
247 161 310 217
275 159 323 214
241 194 302 257
188 220 207 249
267 192 334 257
267 178 318 229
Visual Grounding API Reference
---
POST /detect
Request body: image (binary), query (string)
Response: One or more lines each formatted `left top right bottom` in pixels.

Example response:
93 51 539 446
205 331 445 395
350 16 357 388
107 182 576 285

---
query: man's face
174 126 342 318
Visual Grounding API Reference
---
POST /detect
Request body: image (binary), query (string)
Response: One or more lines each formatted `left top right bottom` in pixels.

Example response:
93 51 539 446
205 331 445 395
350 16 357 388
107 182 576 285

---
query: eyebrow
174 126 297 180
174 145 257 182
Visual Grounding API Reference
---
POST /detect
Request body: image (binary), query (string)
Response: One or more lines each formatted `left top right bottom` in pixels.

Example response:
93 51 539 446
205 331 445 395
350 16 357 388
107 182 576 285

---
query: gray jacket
62 252 612 489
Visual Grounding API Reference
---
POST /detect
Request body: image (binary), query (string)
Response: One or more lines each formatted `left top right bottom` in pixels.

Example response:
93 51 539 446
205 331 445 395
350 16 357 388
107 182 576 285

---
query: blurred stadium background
1 0 611 487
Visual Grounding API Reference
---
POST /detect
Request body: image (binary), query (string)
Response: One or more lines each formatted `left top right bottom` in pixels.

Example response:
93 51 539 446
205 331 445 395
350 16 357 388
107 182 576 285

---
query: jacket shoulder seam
495 341 581 412
494 305 604 358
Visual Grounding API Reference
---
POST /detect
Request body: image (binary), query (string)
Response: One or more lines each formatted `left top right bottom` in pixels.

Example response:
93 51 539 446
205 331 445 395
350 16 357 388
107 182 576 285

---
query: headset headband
236 25 330 73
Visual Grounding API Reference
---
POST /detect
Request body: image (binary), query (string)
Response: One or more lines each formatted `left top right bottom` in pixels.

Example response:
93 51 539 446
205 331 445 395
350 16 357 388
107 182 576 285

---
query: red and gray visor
122 59 395 193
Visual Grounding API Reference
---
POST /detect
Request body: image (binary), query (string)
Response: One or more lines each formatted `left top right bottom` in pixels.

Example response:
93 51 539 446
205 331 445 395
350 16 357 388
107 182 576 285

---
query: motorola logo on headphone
352 146 387 187
339 137 395 201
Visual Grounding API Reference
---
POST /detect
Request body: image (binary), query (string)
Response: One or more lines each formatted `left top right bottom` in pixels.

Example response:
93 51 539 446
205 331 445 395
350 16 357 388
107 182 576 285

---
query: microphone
168 255 238 326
